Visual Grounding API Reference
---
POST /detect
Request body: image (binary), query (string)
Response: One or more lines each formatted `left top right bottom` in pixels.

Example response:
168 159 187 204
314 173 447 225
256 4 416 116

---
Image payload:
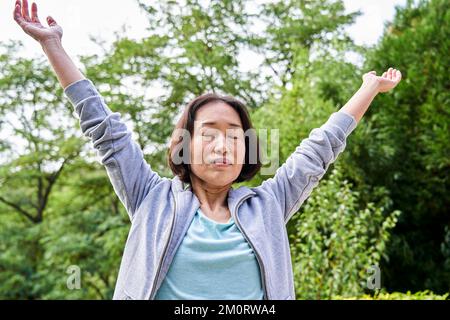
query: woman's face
190 101 246 188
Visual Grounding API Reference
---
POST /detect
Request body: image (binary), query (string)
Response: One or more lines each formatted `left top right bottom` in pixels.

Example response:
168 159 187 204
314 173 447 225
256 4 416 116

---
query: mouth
210 158 232 166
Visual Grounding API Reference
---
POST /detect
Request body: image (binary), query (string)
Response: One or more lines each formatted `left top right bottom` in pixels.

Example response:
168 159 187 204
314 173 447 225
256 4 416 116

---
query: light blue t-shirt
154 208 264 300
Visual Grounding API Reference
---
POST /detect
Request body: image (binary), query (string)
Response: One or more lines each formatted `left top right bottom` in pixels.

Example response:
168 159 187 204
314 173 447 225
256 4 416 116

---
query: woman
13 0 402 300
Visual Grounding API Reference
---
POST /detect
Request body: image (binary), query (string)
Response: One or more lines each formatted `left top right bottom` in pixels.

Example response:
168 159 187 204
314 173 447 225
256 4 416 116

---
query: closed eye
202 134 214 140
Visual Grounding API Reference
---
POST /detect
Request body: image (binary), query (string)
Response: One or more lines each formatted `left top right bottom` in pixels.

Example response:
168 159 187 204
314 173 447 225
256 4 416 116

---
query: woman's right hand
13 0 63 45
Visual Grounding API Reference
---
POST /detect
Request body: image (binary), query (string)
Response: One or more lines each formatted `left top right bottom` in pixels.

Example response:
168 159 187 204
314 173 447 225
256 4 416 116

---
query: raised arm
255 68 402 224
13 0 165 221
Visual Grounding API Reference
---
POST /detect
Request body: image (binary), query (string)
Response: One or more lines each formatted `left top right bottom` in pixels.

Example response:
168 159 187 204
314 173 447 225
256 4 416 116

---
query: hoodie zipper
148 189 177 300
232 194 269 300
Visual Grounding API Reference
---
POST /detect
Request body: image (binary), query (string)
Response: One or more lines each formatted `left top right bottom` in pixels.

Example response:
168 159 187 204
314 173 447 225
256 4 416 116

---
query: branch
0 195 37 223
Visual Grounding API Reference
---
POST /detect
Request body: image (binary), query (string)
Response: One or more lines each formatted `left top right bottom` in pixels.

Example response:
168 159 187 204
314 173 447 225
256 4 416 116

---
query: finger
382 72 387 78
13 1 21 21
14 1 27 27
14 0 22 20
369 71 376 75
47 15 57 26
395 70 402 82
31 2 41 24
22 0 31 22
393 69 399 82
388 67 393 80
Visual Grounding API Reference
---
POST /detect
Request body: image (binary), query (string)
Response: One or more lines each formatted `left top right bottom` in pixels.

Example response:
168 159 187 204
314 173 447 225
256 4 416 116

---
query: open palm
363 68 402 93
13 0 63 44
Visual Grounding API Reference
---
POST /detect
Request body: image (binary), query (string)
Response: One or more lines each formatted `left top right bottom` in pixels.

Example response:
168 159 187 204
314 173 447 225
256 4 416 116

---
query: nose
213 134 230 155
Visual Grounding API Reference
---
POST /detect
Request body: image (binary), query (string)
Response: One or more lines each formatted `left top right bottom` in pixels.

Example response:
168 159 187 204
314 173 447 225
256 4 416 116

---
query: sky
0 0 407 64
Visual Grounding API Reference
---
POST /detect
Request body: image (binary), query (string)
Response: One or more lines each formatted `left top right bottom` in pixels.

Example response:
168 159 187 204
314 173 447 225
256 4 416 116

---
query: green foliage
0 221 42 299
290 165 400 299
355 0 450 293
333 290 449 300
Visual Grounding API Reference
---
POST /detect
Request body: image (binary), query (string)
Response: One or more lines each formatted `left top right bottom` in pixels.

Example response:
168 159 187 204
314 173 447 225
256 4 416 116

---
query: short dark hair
167 93 262 185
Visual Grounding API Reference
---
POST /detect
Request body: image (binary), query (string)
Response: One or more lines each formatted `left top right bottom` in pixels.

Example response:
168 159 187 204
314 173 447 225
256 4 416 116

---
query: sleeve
254 111 358 224
64 78 164 221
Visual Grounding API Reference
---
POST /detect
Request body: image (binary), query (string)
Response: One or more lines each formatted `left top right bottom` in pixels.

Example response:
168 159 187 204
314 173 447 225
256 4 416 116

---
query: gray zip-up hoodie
64 78 358 300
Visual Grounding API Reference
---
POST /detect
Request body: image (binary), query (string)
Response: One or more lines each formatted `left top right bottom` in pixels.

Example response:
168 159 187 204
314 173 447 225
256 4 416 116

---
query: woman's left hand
362 68 402 93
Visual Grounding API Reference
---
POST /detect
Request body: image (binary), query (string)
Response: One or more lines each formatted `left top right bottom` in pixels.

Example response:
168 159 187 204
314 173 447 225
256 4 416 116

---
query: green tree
0 43 129 299
290 164 400 299
357 0 450 293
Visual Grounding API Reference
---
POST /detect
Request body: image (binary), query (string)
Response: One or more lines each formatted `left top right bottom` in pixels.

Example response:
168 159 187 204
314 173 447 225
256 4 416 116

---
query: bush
289 164 401 299
333 290 449 300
